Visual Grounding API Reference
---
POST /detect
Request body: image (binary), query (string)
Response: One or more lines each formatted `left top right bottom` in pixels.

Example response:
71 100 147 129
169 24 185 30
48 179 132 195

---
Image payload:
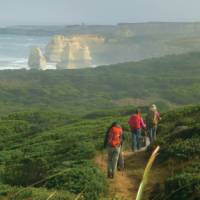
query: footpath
95 138 151 200
95 150 149 199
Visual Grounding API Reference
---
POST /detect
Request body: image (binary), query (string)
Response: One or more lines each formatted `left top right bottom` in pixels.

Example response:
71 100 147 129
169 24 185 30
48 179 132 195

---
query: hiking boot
107 172 112 179
117 167 121 171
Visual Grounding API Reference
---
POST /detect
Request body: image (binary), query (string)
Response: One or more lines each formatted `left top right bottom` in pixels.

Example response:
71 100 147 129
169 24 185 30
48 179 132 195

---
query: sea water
0 34 51 70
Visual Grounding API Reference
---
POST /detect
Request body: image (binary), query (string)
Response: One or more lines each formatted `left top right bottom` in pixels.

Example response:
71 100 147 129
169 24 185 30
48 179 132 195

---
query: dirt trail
95 150 147 200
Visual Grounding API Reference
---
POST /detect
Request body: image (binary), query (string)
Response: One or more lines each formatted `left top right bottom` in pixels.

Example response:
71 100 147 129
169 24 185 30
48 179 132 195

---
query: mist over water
0 35 50 69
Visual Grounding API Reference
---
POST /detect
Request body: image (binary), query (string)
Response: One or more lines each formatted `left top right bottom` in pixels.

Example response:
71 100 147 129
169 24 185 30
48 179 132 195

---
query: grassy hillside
0 107 137 200
0 105 199 200
0 52 200 115
0 102 199 200
146 105 200 200
0 111 108 199
0 52 200 199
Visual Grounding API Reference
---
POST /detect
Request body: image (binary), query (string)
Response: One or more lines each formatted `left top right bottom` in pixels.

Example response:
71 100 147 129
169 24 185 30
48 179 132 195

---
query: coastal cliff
45 35 104 69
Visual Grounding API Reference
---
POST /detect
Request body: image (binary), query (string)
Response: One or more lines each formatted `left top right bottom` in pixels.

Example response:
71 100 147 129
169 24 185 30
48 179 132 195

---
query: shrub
164 173 200 200
3 157 49 186
47 164 107 200
160 138 200 160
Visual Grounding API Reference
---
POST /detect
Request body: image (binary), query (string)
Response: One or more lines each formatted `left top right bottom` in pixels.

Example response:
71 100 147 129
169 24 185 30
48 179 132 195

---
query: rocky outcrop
45 35 104 69
70 35 105 46
28 48 47 70
45 35 66 62
57 41 92 69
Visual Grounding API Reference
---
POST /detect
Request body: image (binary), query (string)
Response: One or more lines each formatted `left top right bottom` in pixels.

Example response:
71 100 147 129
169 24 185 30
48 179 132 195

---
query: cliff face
117 22 200 36
57 41 92 69
28 48 47 70
45 35 104 69
45 35 66 63
23 24 200 69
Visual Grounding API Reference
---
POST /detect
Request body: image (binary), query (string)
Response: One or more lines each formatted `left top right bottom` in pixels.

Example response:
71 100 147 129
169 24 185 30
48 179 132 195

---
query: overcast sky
0 0 200 26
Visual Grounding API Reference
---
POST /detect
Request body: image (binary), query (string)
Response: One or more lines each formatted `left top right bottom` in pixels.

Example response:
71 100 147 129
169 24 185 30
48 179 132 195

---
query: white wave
12 58 27 64
0 58 57 70
0 65 28 70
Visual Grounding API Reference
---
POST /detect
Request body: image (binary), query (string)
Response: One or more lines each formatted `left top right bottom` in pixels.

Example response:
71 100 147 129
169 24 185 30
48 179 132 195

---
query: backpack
147 109 158 127
108 126 122 147
128 114 141 130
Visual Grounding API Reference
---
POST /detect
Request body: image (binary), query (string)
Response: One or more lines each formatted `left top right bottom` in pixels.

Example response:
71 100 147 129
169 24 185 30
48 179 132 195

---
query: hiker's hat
112 121 119 126
151 104 157 110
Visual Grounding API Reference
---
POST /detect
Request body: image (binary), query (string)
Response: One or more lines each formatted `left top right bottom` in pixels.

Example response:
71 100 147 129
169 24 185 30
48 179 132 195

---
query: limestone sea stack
28 48 47 70
57 41 92 69
45 35 66 62
45 35 104 68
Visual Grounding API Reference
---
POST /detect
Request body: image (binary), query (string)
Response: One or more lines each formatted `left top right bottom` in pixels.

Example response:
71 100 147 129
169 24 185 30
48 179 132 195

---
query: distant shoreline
2 21 200 27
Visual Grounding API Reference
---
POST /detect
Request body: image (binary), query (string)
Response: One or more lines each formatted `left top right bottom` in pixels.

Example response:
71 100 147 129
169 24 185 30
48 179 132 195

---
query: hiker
104 122 123 178
128 109 146 151
146 104 161 143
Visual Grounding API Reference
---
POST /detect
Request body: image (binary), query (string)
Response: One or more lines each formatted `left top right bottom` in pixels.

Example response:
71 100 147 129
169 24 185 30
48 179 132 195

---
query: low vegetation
0 52 200 114
0 52 200 199
148 105 200 200
0 111 113 200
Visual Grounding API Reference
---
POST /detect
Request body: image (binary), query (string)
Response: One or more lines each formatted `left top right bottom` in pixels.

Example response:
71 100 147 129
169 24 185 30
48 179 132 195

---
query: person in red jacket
128 109 146 151
104 122 123 178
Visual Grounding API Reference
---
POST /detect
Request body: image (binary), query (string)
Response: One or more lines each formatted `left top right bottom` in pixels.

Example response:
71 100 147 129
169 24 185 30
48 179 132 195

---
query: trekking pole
144 129 150 147
121 150 124 177
144 130 147 147
122 144 126 176
101 149 104 168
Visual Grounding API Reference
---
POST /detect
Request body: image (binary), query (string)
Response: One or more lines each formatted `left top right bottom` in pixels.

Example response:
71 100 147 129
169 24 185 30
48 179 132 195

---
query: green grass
0 110 114 200
148 105 200 200
0 52 200 199
0 52 200 114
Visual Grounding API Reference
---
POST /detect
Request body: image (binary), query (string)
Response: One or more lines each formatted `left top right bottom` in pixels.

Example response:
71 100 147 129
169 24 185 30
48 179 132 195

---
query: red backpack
128 114 141 130
108 126 122 147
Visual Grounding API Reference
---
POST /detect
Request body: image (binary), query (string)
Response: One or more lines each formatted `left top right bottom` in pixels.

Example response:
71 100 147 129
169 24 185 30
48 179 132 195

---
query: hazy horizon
4 21 200 27
1 0 200 26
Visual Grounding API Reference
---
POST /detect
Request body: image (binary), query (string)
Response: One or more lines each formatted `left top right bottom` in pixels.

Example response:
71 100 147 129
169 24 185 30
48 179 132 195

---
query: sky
0 0 200 26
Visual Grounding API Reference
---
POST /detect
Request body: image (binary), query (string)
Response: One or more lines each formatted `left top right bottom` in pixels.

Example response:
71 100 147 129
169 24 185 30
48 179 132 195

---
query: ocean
0 34 52 70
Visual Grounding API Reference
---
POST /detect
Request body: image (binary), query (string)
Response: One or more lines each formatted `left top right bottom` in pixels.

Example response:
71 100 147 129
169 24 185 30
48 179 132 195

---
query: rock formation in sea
57 41 92 69
28 48 47 70
45 35 104 69
45 35 66 63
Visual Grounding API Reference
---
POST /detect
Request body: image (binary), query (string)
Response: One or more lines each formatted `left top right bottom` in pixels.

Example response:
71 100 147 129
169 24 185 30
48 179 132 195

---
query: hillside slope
144 105 200 200
98 105 200 200
0 104 199 199
0 111 112 200
0 52 200 114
